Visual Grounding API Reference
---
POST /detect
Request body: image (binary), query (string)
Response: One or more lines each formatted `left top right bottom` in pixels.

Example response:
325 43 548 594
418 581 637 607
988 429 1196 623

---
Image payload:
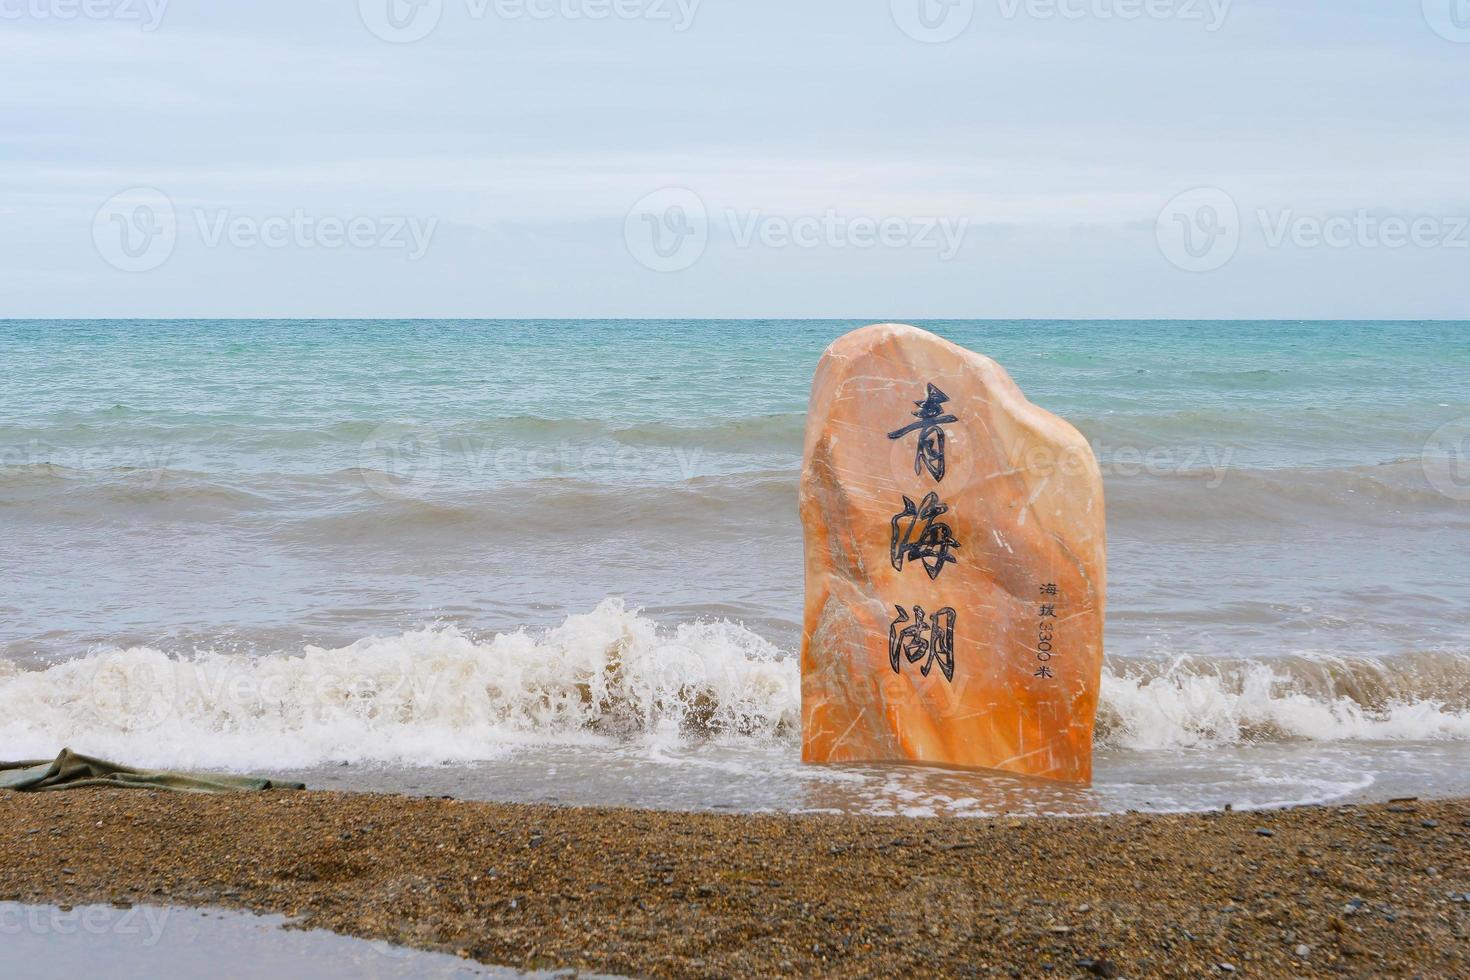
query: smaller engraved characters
890 491 961 580
888 383 958 483
1035 583 1059 679
888 605 956 682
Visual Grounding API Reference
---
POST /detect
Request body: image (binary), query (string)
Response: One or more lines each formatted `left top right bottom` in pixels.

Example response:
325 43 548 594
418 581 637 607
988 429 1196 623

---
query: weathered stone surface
800 324 1106 784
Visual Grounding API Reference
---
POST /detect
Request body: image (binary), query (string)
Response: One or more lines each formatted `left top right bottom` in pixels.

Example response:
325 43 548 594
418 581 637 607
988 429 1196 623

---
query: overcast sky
2 0 1468 318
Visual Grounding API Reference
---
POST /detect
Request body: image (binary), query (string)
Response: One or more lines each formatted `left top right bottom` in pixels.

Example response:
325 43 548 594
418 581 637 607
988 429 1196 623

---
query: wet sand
2 791 1466 977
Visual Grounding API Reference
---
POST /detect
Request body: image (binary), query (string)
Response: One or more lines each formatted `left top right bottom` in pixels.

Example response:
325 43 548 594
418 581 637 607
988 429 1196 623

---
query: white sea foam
3 602 1468 771
1097 657 1470 749
0 600 798 770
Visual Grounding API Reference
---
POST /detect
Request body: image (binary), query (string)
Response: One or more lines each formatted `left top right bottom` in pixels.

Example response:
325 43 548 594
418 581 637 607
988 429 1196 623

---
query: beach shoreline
2 790 1465 977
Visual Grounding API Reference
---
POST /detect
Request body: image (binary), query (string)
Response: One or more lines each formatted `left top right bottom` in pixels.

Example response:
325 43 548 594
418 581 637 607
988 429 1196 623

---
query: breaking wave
1096 652 1470 749
2 602 1468 771
0 601 799 770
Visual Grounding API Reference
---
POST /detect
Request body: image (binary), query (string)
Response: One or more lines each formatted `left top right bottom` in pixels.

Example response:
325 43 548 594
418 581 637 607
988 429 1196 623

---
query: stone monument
800 323 1106 784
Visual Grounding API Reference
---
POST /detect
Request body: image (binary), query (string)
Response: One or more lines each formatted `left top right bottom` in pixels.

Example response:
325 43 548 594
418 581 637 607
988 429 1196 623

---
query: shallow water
2 320 1468 814
283 739 1470 818
0 904 541 979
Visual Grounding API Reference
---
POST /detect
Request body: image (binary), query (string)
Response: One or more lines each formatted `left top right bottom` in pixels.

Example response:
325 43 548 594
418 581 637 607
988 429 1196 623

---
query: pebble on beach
1 792 1466 978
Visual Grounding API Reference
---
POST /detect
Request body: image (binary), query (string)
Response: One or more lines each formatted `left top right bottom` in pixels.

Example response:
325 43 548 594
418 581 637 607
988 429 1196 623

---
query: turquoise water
2 319 1461 473
2 320 1468 814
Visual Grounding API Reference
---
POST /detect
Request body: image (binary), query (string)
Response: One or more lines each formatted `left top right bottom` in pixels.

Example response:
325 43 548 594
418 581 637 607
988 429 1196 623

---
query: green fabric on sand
0 748 306 794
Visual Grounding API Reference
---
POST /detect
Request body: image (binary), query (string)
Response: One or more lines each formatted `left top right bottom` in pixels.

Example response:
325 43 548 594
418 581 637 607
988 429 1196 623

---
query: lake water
2 319 1467 815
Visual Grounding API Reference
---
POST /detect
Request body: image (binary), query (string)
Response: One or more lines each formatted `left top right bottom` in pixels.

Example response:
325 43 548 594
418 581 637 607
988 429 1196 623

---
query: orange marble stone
800 324 1106 784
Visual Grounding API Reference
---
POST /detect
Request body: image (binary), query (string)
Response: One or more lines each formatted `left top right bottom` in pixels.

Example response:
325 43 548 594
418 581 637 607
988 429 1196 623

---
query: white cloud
1 1 1466 316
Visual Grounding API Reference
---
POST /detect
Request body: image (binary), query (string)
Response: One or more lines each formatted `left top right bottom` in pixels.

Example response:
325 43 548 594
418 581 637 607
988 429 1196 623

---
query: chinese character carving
888 605 956 682
1035 583 1060 680
890 492 961 580
888 383 958 483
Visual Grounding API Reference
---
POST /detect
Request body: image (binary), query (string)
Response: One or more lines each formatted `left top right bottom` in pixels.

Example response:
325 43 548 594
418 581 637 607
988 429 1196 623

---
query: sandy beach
2 790 1466 977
